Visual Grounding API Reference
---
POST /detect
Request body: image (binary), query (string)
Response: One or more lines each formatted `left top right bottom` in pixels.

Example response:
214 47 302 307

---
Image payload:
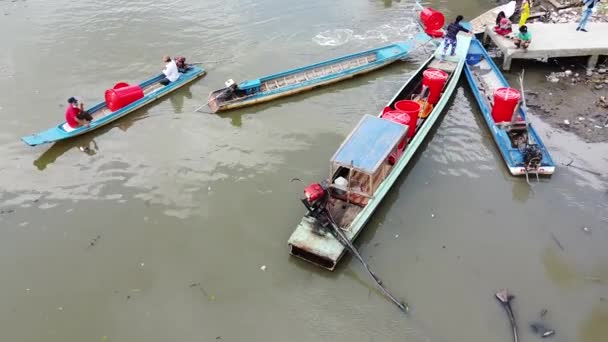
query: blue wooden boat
464 39 555 180
206 36 430 113
21 66 206 146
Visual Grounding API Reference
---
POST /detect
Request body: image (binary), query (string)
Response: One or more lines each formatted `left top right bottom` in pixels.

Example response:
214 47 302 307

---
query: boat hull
21 66 206 146
208 39 425 113
288 33 473 271
463 38 555 176
215 59 401 112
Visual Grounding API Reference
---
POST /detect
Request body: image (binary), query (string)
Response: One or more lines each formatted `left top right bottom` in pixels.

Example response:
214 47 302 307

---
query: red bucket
383 109 417 139
492 87 521 123
105 84 144 112
394 100 422 117
423 68 448 105
420 8 445 31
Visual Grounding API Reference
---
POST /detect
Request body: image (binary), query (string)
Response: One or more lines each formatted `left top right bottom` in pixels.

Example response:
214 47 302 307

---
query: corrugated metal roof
331 115 407 174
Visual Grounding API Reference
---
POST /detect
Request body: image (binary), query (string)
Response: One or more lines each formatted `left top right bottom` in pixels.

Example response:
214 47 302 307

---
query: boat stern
288 216 346 271
509 165 555 176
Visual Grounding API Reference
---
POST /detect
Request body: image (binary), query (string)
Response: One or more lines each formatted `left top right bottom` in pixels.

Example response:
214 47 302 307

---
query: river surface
1 0 607 341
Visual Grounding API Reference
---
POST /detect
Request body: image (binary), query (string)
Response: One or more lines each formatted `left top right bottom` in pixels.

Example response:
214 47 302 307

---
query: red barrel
383 108 418 139
113 82 129 89
422 68 448 105
420 8 445 31
491 87 521 123
383 111 407 158
425 28 444 38
105 82 144 112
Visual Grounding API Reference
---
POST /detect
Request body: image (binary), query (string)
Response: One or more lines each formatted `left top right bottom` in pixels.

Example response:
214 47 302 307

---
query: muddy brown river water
0 0 607 341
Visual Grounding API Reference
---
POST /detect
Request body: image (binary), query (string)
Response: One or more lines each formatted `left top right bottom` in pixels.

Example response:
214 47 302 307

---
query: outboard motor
523 144 542 169
301 181 329 219
218 79 240 101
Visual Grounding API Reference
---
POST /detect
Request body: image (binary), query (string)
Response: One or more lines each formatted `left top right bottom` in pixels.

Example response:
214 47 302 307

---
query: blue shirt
445 22 470 40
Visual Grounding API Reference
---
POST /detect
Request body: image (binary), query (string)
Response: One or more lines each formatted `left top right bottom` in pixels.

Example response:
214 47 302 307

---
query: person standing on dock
442 15 470 60
519 0 531 27
577 0 600 32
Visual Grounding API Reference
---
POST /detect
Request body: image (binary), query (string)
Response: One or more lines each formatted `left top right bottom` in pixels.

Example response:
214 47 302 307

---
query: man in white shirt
160 55 180 86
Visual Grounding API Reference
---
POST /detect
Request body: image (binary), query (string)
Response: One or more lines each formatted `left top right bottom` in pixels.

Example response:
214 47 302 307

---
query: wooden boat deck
427 59 458 72
327 197 363 230
469 59 503 107
260 53 377 92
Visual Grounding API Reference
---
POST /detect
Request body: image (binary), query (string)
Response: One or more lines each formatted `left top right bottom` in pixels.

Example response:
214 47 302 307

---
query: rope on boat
324 208 408 313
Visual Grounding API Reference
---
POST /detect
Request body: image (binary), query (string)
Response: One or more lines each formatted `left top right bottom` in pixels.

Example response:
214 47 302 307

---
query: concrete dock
484 22 608 71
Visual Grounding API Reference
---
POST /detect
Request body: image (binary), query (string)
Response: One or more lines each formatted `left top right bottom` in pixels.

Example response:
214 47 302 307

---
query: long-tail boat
22 66 205 146
464 38 555 180
287 29 473 271
205 35 433 113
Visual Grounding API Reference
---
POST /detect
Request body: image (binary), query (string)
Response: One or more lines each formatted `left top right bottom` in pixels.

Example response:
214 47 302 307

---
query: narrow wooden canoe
206 36 431 113
287 31 472 271
464 38 555 177
21 66 206 146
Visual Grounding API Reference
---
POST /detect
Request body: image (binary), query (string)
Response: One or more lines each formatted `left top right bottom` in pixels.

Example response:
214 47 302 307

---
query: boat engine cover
304 183 326 203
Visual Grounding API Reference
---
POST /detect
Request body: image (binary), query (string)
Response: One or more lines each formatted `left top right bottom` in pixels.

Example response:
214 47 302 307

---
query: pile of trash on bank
546 66 608 90
534 3 608 24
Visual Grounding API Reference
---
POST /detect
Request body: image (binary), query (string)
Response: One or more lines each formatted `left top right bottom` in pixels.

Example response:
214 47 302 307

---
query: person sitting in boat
514 25 531 50
160 55 180 86
174 56 190 73
442 15 470 60
65 97 92 128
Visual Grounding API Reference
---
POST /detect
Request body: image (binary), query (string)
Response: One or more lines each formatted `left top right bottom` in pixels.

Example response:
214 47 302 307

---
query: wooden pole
346 160 353 206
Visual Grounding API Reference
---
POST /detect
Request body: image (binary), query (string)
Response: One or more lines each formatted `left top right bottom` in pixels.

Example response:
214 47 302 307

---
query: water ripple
426 88 496 179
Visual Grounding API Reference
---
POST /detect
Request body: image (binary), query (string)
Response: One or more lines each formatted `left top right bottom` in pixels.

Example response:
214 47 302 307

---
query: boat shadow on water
33 86 195 171
214 61 421 128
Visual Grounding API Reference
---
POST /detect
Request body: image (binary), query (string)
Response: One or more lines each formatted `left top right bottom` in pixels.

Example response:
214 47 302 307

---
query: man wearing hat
65 97 93 128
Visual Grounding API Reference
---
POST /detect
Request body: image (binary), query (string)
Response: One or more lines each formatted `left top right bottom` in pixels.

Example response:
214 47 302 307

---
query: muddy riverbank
523 61 608 143
486 0 608 142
